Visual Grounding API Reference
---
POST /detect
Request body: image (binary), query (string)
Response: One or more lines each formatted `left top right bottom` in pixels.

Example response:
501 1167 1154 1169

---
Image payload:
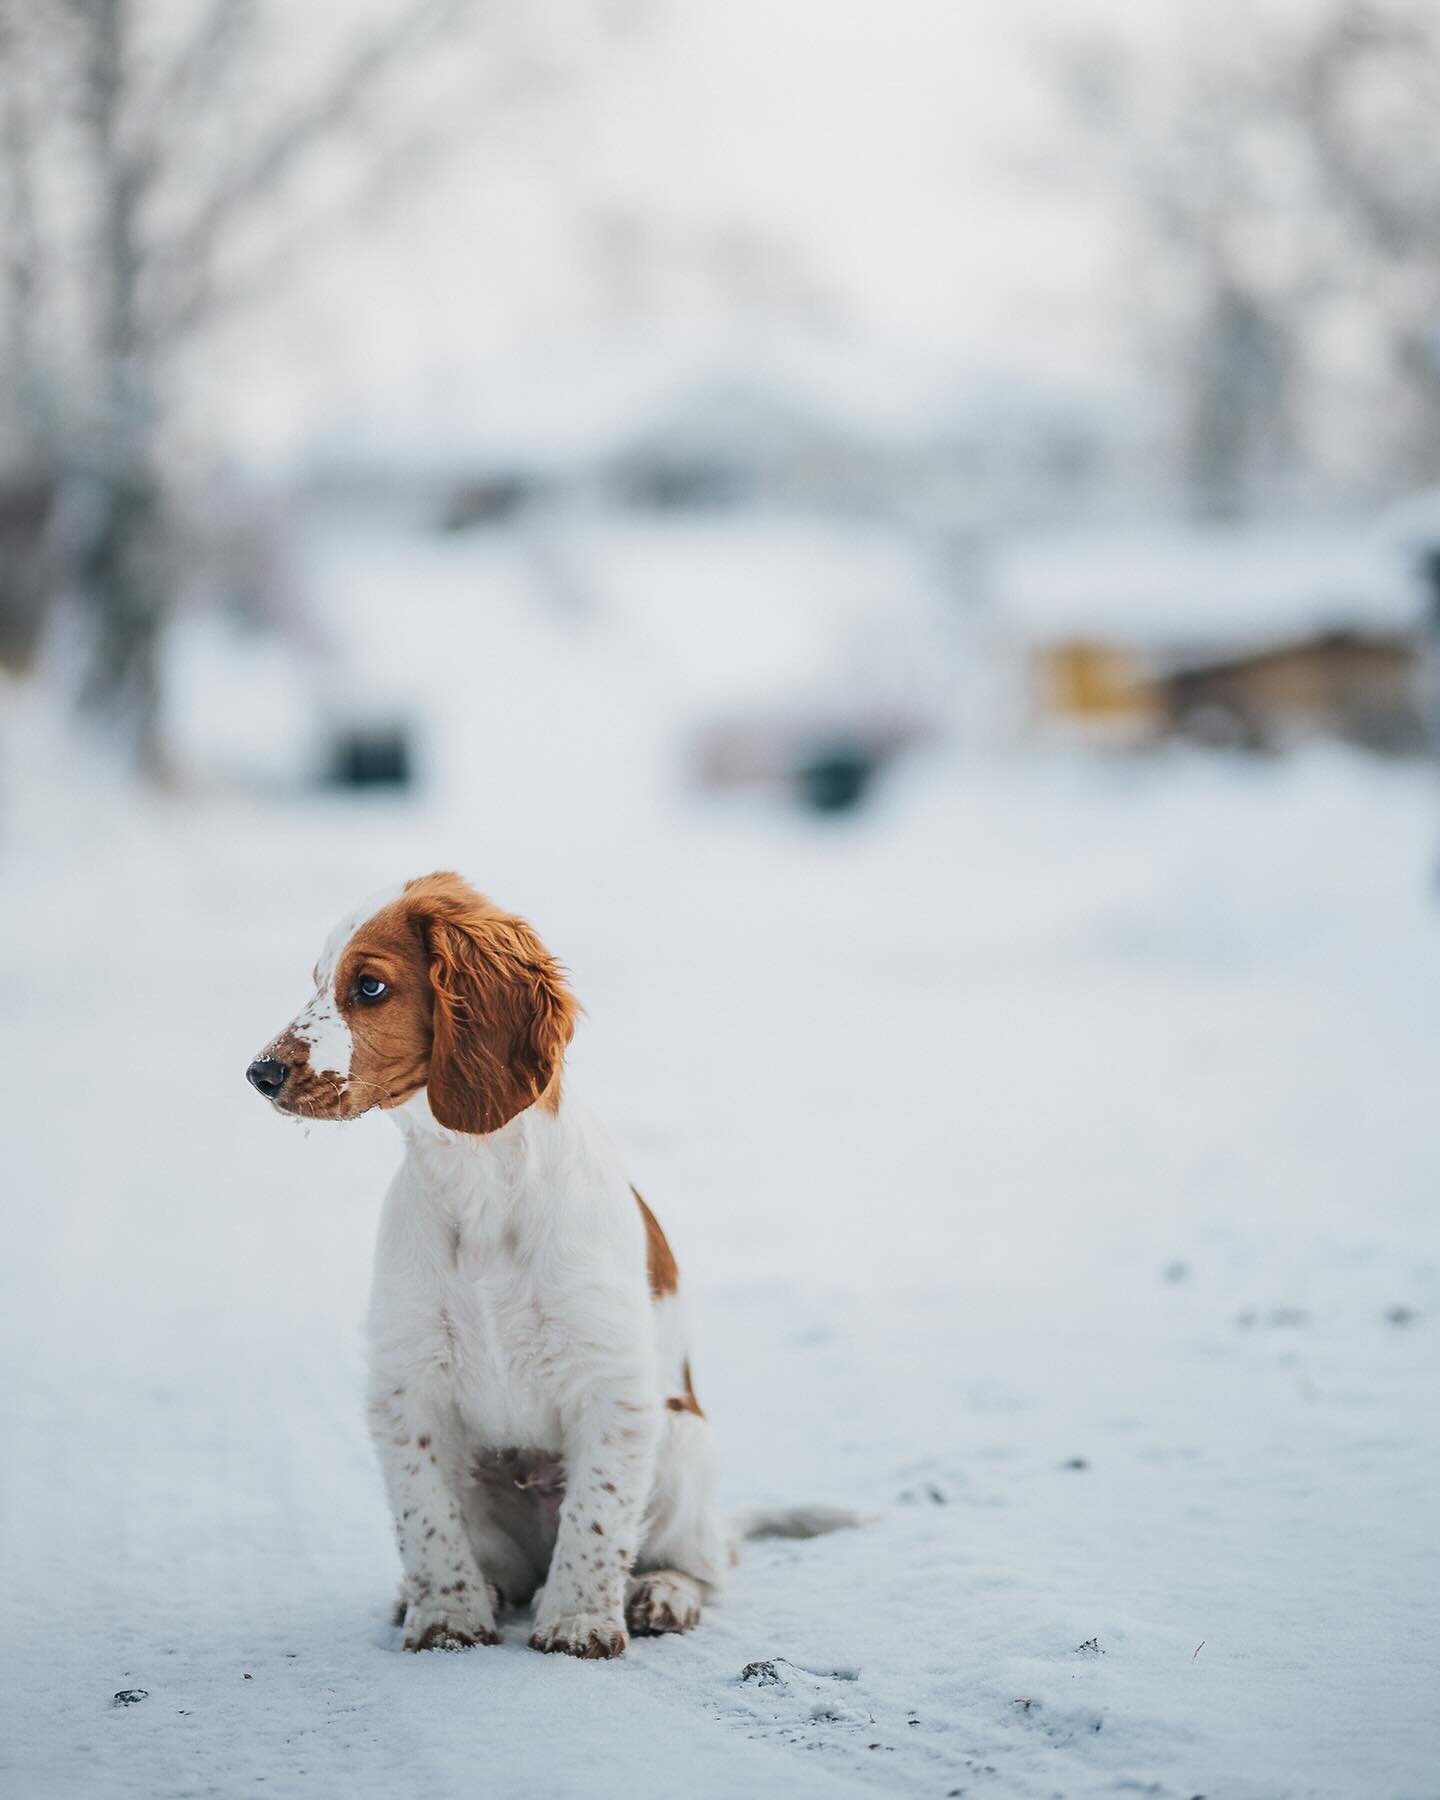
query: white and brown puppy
247 871 725 1657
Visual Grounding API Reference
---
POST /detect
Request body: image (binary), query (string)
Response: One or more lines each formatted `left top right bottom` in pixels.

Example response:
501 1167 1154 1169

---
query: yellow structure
1035 639 1158 735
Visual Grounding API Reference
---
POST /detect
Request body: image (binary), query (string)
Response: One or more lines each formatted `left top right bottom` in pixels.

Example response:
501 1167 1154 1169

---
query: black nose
247 1057 289 1100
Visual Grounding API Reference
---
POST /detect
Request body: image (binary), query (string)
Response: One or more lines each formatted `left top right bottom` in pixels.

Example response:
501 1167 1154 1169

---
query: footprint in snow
735 1657 869 1728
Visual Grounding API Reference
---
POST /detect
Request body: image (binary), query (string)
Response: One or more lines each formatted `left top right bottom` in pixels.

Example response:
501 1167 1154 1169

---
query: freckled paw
529 1613 628 1659
625 1571 703 1636
402 1601 500 1652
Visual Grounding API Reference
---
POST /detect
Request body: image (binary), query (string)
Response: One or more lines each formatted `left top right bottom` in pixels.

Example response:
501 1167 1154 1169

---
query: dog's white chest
369 1096 659 1462
441 1231 562 1452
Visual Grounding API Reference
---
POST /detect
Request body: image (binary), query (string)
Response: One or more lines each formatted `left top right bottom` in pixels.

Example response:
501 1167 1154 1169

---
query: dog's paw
529 1611 628 1659
402 1595 500 1652
625 1570 703 1636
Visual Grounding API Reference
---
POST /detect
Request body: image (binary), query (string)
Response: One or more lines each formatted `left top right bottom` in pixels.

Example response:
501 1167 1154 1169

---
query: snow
562 514 953 718
3 525 1439 1799
994 522 1424 662
302 330 1083 481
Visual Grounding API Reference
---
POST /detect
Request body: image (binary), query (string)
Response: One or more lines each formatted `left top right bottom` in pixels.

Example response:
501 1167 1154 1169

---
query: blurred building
301 334 1112 536
996 524 1426 753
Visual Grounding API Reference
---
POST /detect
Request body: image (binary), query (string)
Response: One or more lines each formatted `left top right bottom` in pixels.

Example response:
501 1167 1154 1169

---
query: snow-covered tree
0 0 499 773
1059 2 1440 516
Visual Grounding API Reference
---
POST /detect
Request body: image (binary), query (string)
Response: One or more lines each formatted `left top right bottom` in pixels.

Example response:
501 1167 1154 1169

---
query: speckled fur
253 876 726 1659
369 1090 725 1656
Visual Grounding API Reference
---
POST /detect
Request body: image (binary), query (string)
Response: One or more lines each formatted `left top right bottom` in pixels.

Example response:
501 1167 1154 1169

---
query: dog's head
246 872 576 1132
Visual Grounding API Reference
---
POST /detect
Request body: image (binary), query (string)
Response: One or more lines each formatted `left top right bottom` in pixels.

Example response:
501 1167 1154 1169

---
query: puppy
247 871 724 1656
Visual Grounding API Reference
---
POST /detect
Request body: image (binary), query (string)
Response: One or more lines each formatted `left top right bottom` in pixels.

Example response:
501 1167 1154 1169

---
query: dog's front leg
530 1396 659 1659
370 1398 499 1651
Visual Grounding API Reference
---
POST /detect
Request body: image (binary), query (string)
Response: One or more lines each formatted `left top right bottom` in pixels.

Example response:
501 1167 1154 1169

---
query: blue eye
357 976 388 1001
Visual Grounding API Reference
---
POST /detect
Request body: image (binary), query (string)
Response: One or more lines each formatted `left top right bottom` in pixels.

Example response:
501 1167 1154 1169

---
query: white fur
291 987 353 1080
316 881 408 985
367 1087 726 1654
280 885 410 1085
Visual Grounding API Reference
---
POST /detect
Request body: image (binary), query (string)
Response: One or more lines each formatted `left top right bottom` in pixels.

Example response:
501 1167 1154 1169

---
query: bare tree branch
149 0 479 335
0 0 578 767
0 19 46 444
1293 3 1440 257
148 0 262 122
161 119 455 341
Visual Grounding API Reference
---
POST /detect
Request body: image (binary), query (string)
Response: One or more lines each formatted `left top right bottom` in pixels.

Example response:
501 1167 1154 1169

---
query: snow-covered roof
573 515 951 719
993 523 1424 660
301 329 1090 480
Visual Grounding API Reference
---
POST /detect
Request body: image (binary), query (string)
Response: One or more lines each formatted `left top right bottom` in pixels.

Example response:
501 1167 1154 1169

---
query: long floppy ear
411 875 577 1135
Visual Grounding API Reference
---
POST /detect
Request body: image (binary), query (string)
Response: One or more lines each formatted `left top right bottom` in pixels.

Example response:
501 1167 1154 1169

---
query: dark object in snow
1419 545 1440 630
1061 1457 1089 1471
734 1504 865 1538
794 742 879 815
739 1659 786 1687
694 713 931 807
1385 1305 1418 1326
1075 1638 1104 1655
737 1656 859 1693
1163 1260 1190 1283
325 722 414 790
437 473 532 531
1236 1306 1309 1330
112 1689 149 1707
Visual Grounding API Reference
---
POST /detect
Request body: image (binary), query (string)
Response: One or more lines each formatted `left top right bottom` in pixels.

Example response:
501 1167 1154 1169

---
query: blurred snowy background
3 3 1439 1797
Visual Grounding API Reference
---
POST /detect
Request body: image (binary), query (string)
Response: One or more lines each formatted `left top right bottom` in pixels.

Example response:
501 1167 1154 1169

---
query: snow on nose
292 986 353 1080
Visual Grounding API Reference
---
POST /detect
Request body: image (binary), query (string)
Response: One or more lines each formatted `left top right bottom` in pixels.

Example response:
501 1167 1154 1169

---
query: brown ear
410 875 577 1135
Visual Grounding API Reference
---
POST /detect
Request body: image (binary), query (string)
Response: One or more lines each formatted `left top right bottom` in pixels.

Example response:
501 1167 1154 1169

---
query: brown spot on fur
591 1521 604 1535
634 1188 679 1298
417 1434 431 1449
666 1359 704 1417
410 1620 498 1652
530 1624 626 1659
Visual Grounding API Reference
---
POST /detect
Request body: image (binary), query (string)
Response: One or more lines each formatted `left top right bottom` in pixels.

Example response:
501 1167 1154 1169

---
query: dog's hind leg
632 1405 726 1634
626 1568 704 1634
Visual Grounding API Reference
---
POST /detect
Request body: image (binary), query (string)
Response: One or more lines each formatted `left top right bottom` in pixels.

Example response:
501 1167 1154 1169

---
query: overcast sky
199 0 1242 461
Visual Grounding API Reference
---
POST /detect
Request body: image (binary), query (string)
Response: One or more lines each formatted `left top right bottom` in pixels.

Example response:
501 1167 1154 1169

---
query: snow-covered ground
3 529 1439 1799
